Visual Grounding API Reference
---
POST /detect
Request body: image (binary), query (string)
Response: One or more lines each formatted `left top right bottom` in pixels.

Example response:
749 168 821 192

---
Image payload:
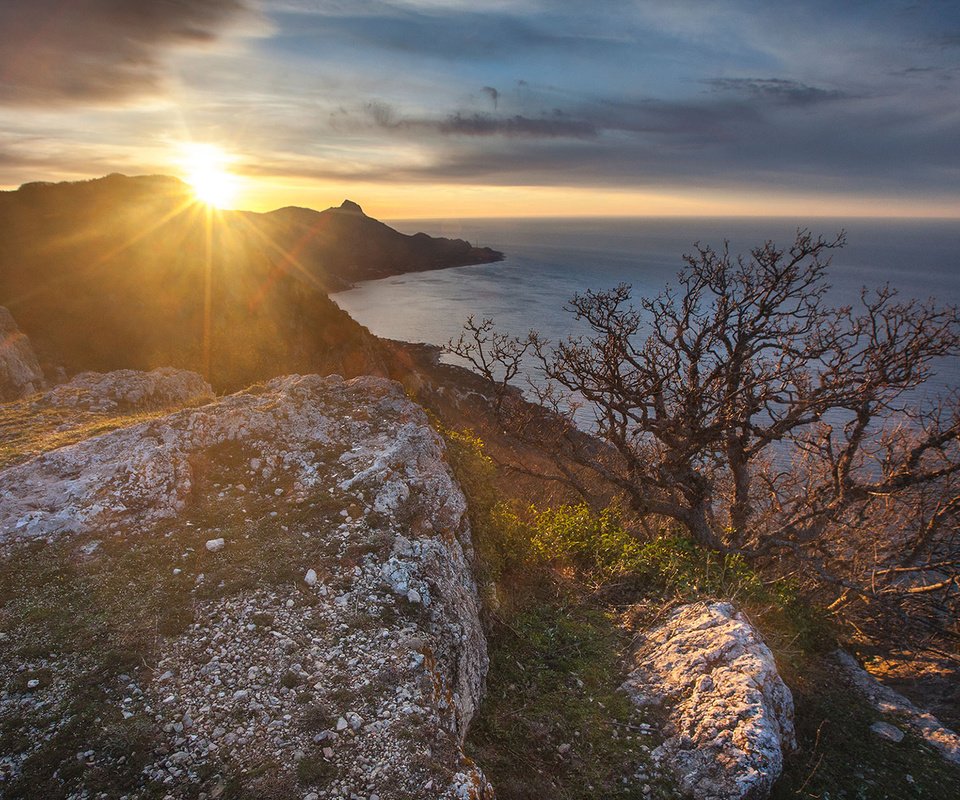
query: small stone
870 720 905 743
304 568 318 587
172 567 182 576
558 742 572 755
274 488 284 496
407 589 421 604
26 678 40 689
336 716 348 731
205 538 225 552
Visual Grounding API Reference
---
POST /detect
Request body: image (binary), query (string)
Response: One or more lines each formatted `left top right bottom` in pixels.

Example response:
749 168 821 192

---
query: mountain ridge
0 174 502 391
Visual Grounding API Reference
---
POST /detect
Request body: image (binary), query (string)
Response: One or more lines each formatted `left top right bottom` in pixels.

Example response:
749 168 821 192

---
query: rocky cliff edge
0 372 491 799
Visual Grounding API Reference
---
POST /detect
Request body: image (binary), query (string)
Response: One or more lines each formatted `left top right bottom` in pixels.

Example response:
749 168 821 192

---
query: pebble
205 538 225 552
870 720 905 743
304 568 318 587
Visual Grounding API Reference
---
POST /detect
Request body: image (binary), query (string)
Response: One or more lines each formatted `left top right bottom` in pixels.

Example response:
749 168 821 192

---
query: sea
332 217 960 419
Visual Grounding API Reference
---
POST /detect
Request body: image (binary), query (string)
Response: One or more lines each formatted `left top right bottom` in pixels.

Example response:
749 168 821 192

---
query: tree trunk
684 503 724 550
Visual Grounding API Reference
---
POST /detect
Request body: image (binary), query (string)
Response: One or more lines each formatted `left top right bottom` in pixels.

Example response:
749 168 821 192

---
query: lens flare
178 143 240 208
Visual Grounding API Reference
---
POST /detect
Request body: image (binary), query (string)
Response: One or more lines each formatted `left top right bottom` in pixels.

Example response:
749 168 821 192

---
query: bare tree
453 230 960 634
447 315 537 413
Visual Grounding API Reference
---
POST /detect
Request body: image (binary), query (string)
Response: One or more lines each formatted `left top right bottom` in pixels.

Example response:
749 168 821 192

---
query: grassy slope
438 425 960 800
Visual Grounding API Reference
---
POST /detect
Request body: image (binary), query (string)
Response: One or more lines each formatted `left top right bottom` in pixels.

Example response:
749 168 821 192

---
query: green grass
773 660 960 799
466 597 672 799
0 394 171 469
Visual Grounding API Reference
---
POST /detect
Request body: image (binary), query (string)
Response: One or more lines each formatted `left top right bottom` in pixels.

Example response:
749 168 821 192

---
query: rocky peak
337 199 364 215
42 367 213 412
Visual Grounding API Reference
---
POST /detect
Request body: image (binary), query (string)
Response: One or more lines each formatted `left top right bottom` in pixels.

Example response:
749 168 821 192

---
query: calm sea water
333 217 960 410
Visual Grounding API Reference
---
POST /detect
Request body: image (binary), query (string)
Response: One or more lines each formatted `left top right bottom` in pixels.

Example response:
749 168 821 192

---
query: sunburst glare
177 143 240 209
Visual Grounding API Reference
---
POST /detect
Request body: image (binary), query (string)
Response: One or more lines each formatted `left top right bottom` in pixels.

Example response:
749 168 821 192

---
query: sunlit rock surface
622 601 795 800
836 649 960 766
0 373 491 798
0 306 44 400
42 367 213 412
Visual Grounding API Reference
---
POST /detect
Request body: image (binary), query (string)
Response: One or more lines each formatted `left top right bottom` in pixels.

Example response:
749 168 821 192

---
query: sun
177 143 240 209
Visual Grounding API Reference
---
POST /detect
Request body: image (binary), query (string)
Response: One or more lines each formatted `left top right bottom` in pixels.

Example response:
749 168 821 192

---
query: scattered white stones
0 372 493 798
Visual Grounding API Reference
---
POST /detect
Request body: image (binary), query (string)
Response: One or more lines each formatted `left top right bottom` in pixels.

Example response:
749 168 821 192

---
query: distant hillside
0 174 501 390
264 198 502 287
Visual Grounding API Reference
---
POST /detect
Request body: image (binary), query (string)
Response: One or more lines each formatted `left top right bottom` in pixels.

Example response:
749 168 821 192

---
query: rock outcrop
0 373 491 798
42 367 213 412
835 649 960 766
622 602 795 800
0 306 44 400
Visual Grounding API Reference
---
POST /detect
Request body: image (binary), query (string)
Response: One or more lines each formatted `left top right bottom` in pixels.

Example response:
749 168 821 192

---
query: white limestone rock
622 601 795 800
0 306 44 400
0 373 491 798
42 367 213 412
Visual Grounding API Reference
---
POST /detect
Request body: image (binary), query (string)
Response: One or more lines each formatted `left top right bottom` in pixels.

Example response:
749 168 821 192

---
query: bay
333 216 960 412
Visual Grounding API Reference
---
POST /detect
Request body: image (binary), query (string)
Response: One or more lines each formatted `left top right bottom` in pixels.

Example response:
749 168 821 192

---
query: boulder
42 367 213 412
0 306 44 400
0 374 491 798
622 601 795 800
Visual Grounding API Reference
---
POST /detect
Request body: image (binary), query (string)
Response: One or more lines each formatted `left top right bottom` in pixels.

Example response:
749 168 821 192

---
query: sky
0 0 958 218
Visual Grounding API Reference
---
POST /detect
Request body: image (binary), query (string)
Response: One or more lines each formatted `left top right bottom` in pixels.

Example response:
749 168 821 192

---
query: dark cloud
481 86 499 109
359 103 597 138
0 0 256 106
702 78 847 105
437 112 596 138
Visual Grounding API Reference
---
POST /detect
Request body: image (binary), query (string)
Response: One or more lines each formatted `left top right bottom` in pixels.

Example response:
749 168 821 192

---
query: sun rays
176 143 241 209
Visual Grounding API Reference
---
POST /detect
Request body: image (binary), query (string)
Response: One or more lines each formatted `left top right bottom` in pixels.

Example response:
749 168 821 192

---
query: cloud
701 77 847 105
0 0 260 106
361 102 597 138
